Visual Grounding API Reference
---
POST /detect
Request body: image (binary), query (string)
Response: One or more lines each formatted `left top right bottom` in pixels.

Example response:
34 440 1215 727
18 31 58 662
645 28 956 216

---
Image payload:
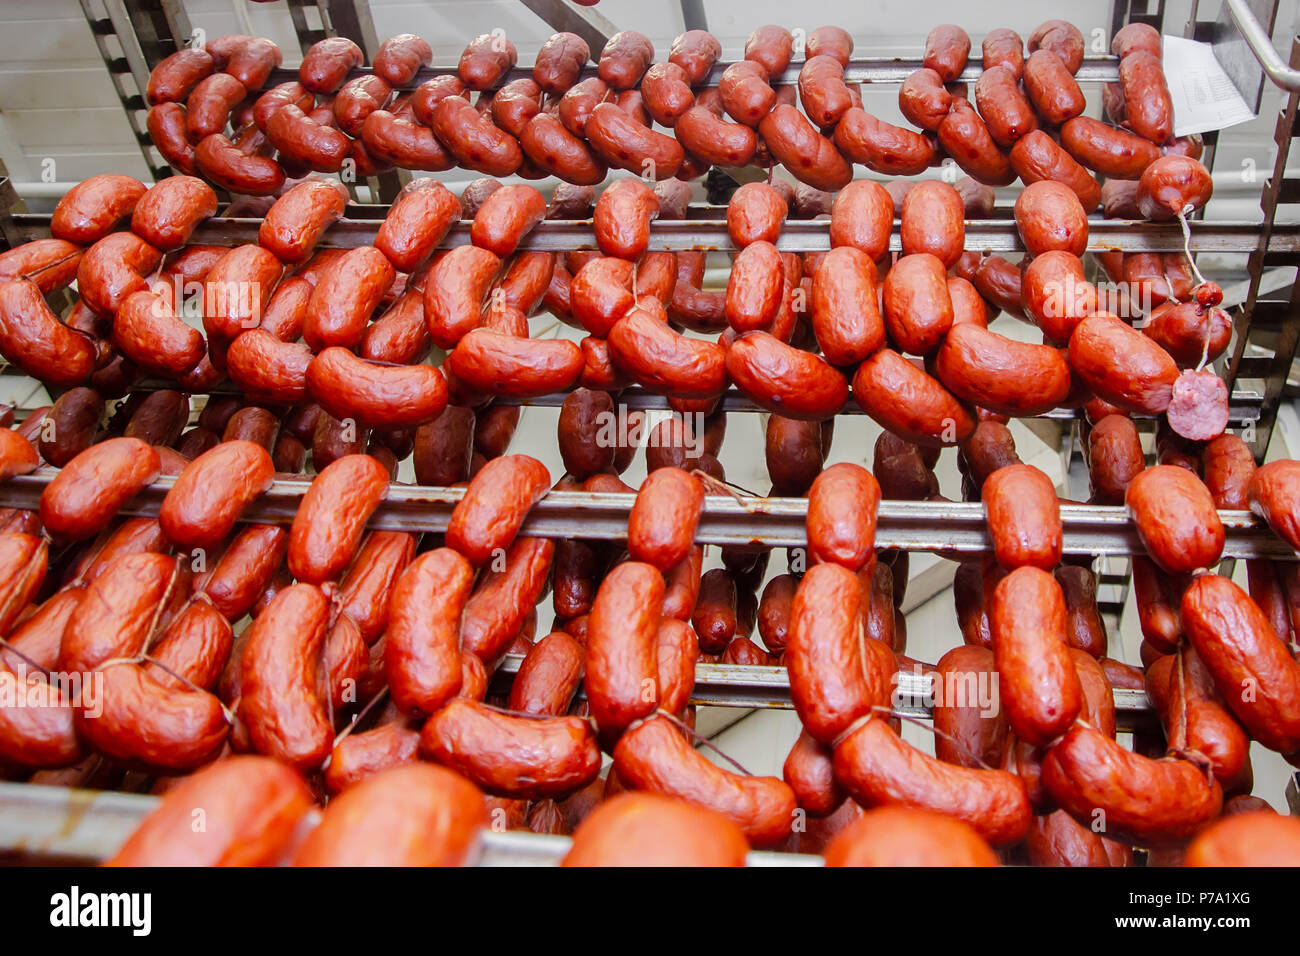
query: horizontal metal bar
494 386 1265 425
255 56 1124 95
1 470 1293 559
490 656 1158 725
6 215 1292 255
0 782 819 865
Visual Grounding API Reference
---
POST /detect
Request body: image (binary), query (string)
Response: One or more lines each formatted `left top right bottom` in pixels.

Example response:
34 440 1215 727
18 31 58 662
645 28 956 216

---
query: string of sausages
140 22 1201 197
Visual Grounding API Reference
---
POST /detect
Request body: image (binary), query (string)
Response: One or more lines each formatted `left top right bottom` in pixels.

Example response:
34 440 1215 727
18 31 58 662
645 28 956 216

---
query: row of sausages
139 21 1194 194
2 380 1300 862
0 154 1222 470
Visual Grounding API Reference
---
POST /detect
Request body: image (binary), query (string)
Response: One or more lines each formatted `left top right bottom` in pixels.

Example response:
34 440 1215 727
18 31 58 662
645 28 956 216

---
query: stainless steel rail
253 56 1125 95
1 470 1294 560
6 214 1287 254
0 782 819 866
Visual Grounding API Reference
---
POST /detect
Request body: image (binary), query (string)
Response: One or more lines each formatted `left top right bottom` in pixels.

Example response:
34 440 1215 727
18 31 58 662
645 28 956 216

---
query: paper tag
1162 35 1256 137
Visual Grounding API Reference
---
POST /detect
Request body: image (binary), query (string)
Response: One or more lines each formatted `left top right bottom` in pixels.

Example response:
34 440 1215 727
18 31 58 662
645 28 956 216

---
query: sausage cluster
0 19 1296 869
142 23 1206 198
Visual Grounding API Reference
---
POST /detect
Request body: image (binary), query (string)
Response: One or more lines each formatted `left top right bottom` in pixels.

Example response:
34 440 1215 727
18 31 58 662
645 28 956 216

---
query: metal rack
0 0 1297 859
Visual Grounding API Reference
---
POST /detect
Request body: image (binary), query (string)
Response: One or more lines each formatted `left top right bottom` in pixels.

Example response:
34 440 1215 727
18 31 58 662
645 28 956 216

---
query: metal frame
0 0 1294 853
76 0 192 182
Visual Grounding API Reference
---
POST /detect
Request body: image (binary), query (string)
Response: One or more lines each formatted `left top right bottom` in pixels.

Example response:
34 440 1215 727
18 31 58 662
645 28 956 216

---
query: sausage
129 176 217 253
0 280 96 387
258 180 347 265
519 112 606 185
1015 180 1088 257
39 437 159 541
491 77 543 137
833 717 1031 846
287 454 390 584
533 32 589 93
899 68 950 132
726 331 848 420
440 454 549 565
974 63 1037 148
0 238 83 294
896 181 965 268
1146 647 1249 784
357 108 452 172
628 467 704 571
786 562 894 743
1182 573 1300 754
1022 251 1095 344
586 102 684 179
295 762 485 867
1126 465 1224 574
609 301 727 398
306 347 448 429
1203 432 1255 510
159 440 274 550
1041 724 1222 845
806 464 880 571
758 105 852 191
719 60 776 127
982 464 1062 571
882 254 953 355
824 806 999 867
265 104 350 172
982 28 1025 76
938 98 1015 186
303 246 396 351
510 631 585 717
1185 811 1300 866
563 791 748 866
192 129 284 195
725 241 783 333
1138 155 1214 220
56 551 175 675
1028 20 1084 73
799 55 853 128
1119 51 1174 144
1008 129 1101 212
238 582 332 770
1068 314 1179 414
51 174 147 245
932 644 1007 768
422 245 502 349
837 109 941 178
594 178 660 261
596 30 653 89
201 244 283 342
743 25 793 78
107 755 312 865
1059 116 1160 179
727 182 787 248
1166 368 1229 442
1022 50 1085 126
1144 301 1231 368
421 698 600 799
991 566 1082 745
76 232 163 318
784 730 842 816
613 714 796 847
587 561 664 735
370 33 431 87
852 350 975 448
459 33 517 90
425 96 521 177
935 323 1071 416
458 535 553 664
111 289 206 377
